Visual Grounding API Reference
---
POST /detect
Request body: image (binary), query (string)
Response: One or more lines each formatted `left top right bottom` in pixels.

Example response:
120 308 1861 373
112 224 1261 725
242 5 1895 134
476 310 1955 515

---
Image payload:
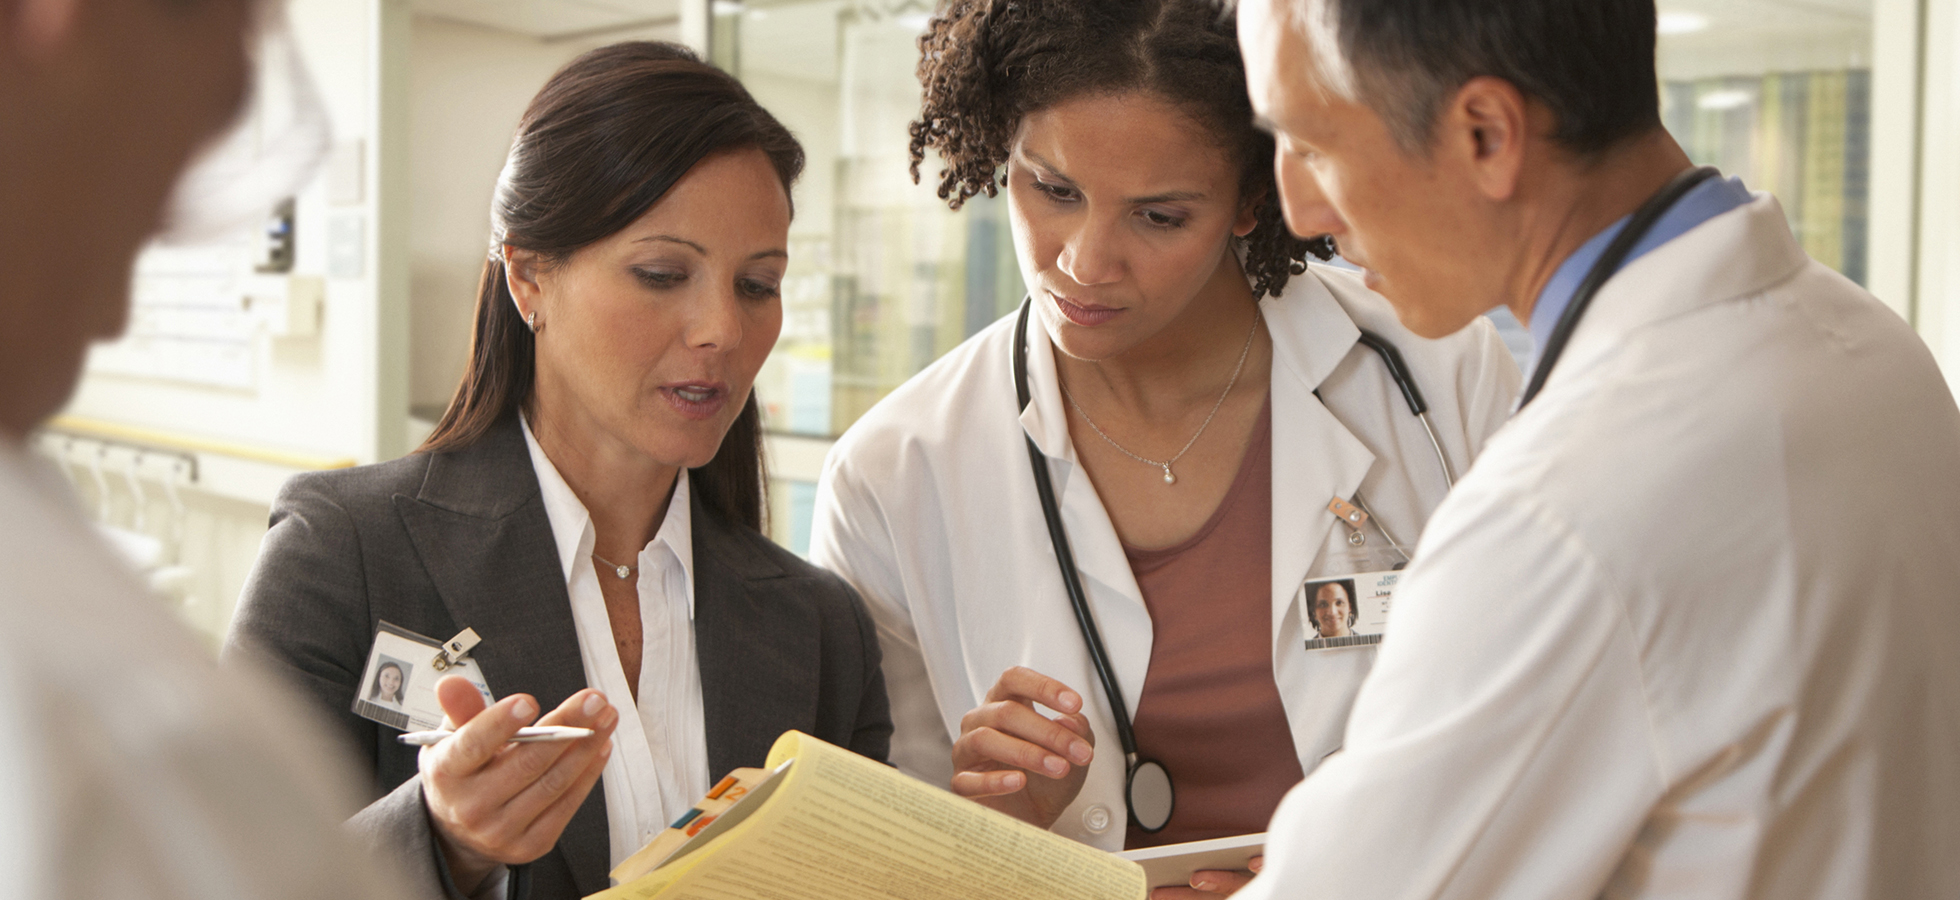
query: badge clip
431 628 482 672
1326 496 1369 527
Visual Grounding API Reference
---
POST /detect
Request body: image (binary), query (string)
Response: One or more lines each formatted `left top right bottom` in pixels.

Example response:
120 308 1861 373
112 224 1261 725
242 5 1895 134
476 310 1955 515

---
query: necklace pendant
614 564 632 579
1162 465 1176 485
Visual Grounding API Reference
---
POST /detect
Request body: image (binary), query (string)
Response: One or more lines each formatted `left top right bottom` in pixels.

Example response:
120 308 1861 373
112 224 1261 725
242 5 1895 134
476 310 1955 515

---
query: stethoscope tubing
1013 300 1143 765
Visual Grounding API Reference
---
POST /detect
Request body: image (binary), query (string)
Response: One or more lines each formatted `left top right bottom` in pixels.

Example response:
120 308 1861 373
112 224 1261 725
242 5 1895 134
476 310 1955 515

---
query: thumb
435 674 490 730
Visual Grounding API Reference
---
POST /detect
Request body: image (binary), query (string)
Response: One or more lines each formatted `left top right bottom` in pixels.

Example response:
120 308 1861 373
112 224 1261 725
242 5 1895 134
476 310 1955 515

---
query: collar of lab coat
1540 193 1809 403
1263 272 1381 661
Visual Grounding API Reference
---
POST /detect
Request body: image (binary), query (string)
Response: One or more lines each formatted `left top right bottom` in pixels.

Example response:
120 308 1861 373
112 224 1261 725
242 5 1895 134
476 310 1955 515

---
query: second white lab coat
1239 196 1960 898
811 266 1519 849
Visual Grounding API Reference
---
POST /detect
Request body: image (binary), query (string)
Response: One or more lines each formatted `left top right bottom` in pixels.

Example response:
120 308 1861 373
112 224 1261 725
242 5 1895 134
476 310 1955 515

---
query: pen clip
431 627 481 672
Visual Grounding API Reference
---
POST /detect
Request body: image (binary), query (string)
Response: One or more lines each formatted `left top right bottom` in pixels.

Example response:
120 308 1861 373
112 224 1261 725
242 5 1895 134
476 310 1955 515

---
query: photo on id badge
1301 572 1395 650
354 621 494 732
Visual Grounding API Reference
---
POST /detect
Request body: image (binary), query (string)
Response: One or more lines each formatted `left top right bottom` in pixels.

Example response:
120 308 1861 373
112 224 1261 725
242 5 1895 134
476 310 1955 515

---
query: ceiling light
1657 10 1710 35
1697 89 1754 111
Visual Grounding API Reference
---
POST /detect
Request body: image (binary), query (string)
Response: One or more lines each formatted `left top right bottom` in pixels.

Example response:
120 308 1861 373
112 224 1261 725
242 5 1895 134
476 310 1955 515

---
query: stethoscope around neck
1009 292 1455 832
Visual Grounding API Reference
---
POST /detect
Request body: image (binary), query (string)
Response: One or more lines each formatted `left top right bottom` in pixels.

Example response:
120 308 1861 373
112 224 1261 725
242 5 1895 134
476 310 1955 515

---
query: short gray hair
1277 0 1663 155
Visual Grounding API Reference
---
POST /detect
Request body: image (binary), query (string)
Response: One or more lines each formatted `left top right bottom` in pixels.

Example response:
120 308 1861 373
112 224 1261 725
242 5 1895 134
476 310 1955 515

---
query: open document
588 731 1148 900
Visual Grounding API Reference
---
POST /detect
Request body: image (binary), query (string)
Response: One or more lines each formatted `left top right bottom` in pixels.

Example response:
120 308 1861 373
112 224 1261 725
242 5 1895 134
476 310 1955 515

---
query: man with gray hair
0 2 410 897
1229 0 1960 897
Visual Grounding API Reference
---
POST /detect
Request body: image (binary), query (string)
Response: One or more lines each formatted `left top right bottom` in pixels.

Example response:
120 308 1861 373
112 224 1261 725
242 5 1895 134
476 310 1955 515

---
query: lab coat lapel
1263 282 1379 651
392 419 610 897
1012 310 1154 720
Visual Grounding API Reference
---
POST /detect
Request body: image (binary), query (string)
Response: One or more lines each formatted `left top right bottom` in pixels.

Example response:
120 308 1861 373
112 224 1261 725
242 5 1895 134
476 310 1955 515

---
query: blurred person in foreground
0 1 411 898
1230 0 1960 897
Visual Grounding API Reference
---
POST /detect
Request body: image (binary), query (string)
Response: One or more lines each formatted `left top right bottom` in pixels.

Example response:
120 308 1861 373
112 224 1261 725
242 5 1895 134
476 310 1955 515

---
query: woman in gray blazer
227 43 890 900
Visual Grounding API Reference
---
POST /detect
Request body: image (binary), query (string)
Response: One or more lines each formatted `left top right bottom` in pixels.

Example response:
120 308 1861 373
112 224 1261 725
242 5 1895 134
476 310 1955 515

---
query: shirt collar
521 414 697 618
1527 174 1754 371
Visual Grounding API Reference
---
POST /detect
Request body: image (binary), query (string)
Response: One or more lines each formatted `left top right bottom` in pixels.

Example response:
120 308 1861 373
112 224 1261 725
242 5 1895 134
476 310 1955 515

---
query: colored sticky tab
670 808 704 829
1327 496 1369 526
706 774 739 800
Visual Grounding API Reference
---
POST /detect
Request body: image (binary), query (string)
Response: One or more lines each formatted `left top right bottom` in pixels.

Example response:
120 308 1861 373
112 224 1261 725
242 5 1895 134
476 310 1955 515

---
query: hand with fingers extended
419 675 620 894
1148 857 1263 900
951 666 1098 829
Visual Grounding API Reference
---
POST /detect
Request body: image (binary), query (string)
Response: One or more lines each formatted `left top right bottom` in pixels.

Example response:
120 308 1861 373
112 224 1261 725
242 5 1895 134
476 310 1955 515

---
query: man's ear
9 0 81 60
1437 76 1530 203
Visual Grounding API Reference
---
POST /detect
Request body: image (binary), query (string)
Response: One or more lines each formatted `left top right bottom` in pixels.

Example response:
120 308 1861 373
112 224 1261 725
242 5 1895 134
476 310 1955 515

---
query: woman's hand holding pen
419 675 619 894
950 666 1097 828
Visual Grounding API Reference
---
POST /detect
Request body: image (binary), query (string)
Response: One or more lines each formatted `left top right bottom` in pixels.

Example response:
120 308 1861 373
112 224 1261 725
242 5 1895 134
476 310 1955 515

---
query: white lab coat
811 266 1520 849
0 444 412 900
1241 196 1960 899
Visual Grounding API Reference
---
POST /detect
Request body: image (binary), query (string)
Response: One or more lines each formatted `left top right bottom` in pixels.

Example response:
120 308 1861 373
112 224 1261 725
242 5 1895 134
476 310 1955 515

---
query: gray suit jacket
226 417 891 900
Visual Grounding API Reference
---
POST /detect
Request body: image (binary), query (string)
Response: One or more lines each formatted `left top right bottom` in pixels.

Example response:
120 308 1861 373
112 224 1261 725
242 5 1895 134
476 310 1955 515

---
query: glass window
716 0 1024 442
1657 1 1873 284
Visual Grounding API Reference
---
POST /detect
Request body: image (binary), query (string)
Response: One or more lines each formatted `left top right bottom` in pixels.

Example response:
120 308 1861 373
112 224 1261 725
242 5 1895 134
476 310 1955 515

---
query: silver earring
526 311 538 332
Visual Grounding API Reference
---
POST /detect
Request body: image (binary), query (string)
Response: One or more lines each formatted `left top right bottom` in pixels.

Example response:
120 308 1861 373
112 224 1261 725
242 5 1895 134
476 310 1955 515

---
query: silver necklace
1059 314 1261 486
592 552 636 580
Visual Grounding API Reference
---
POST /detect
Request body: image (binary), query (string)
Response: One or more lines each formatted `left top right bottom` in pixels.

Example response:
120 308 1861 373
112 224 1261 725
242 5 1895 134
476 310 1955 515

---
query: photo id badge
354 621 494 732
1298 570 1398 650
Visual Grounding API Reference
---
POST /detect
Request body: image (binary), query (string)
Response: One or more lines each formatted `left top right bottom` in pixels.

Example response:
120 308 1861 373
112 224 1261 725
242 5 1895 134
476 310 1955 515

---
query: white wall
408 16 683 416
65 0 407 466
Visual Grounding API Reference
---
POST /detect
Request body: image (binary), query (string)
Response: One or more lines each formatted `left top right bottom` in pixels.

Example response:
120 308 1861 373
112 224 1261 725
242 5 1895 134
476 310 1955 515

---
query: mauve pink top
1122 398 1303 849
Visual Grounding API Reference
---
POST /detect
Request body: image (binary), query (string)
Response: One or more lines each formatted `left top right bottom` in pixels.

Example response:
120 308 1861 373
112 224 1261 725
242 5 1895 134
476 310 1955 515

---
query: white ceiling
412 0 682 41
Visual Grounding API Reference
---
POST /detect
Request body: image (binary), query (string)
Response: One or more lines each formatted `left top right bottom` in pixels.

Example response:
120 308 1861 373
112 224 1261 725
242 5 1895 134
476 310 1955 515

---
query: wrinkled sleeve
809 449 957 788
1240 492 1665 900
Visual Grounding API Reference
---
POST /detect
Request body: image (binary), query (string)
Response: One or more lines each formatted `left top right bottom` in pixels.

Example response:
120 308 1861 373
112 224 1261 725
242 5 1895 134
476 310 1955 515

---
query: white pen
397 725 596 746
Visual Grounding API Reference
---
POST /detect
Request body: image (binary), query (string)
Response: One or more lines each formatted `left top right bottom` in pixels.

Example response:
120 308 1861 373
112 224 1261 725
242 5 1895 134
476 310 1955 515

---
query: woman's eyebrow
635 235 785 262
1020 151 1207 205
1126 189 1207 204
634 234 708 253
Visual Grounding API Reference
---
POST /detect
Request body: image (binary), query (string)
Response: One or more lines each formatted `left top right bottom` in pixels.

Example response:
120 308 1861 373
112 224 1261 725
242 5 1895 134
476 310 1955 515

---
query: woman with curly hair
812 0 1518 872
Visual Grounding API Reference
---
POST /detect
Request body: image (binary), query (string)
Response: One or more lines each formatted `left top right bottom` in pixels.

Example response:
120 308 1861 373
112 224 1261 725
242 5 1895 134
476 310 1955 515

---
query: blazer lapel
391 418 610 896
689 492 815 780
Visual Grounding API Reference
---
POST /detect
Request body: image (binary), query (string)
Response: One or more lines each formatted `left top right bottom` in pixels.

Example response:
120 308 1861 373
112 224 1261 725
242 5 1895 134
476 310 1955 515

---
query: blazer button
1083 804 1113 834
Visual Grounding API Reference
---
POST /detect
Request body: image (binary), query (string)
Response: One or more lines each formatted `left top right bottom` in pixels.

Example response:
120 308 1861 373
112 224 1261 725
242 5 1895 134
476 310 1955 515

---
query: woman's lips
1051 292 1123 327
659 382 729 420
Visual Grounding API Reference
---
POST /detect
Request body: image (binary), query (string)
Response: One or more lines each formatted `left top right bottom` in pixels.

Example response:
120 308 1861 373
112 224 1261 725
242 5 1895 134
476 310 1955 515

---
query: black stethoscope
1010 288 1455 832
1520 165 1719 408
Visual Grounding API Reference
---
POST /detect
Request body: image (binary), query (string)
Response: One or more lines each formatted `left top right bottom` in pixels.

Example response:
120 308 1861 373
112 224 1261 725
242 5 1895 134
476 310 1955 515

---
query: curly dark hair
908 0 1333 298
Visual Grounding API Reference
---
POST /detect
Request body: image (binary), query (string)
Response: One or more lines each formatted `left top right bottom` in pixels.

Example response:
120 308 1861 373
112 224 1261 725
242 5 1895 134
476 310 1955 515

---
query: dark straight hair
421 42 804 533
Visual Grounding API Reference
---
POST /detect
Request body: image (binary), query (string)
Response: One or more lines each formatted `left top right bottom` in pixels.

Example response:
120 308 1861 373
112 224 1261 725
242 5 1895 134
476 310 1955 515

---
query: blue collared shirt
1525 174 1754 373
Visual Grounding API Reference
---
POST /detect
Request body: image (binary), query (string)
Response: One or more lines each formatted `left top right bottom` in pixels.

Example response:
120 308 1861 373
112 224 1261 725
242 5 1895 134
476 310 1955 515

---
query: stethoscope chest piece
1126 758 1175 832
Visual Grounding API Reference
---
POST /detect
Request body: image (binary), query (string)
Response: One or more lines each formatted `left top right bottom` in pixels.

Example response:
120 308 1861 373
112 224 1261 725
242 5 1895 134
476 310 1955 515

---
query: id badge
354 621 494 732
1297 569 1398 650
